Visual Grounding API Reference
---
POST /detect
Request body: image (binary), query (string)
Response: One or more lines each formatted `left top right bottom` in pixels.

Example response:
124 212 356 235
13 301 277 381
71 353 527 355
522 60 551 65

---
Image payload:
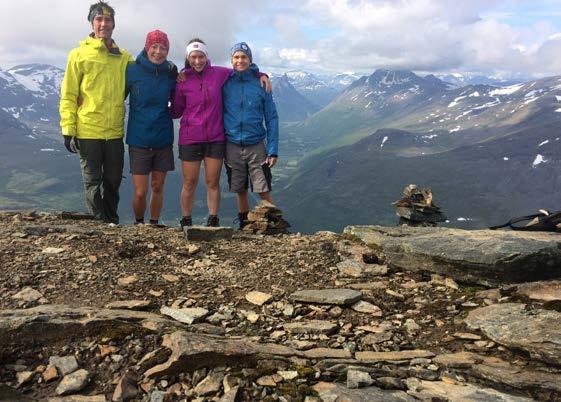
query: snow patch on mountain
489 83 524 96
532 154 547 167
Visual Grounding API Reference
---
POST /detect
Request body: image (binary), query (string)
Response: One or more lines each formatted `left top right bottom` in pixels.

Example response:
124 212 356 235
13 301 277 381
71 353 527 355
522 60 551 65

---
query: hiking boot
180 216 192 228
206 215 219 227
237 211 249 230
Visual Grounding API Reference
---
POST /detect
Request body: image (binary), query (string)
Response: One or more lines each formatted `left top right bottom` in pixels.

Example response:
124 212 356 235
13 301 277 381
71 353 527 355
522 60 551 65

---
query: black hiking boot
237 211 249 230
180 216 192 228
206 215 220 227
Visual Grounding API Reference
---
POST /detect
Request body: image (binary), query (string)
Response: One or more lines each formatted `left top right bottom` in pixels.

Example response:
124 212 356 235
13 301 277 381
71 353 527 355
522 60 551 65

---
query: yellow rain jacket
60 36 133 139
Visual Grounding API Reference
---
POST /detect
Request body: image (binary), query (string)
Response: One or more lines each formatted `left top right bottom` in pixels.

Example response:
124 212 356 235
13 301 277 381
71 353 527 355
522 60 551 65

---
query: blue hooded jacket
222 64 279 156
125 50 177 149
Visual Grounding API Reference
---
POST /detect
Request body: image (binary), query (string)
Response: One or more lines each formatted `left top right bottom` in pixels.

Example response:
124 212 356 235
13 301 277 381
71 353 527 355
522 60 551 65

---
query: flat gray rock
48 356 79 376
194 372 224 396
160 306 209 325
344 225 561 285
289 289 362 305
105 300 153 310
55 369 89 396
184 226 234 241
464 303 561 365
509 280 561 301
144 331 300 379
11 287 44 302
284 320 339 335
346 370 373 389
472 363 561 394
0 305 174 350
407 379 534 402
313 381 415 402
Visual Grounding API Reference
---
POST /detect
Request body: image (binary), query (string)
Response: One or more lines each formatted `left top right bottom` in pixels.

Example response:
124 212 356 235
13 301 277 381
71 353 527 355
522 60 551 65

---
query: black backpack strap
489 213 543 230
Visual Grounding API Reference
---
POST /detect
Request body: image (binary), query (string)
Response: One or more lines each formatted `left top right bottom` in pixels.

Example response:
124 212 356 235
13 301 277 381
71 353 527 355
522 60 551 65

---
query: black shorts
129 145 174 175
178 142 226 162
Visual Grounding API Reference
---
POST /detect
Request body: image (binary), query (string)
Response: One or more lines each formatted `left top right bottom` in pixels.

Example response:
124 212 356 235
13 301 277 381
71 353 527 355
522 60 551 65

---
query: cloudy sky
2 0 561 77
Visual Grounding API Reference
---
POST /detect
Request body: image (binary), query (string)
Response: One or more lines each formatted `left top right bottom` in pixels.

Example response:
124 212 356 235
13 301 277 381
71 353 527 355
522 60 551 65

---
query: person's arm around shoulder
170 79 186 119
262 86 279 166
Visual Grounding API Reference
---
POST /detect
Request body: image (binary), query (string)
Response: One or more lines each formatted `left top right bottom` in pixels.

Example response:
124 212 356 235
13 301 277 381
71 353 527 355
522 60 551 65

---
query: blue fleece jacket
222 64 279 156
125 50 177 149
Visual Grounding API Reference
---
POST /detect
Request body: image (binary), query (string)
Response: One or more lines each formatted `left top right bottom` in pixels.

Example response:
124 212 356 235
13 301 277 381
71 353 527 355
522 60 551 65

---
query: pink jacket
171 61 231 145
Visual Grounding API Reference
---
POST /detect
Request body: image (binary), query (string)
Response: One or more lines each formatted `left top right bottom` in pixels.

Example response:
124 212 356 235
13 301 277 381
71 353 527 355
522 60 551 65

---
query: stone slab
289 289 362 305
344 225 561 285
184 226 234 242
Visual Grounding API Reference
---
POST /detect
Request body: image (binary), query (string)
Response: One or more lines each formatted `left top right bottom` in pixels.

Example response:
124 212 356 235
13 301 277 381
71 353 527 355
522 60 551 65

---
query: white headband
186 42 208 57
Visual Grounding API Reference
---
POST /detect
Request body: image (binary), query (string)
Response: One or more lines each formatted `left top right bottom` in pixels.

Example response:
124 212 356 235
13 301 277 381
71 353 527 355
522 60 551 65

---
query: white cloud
1 0 560 77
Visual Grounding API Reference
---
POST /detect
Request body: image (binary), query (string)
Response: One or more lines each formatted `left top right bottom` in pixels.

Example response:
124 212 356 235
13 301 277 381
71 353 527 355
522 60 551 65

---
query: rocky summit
1 211 560 402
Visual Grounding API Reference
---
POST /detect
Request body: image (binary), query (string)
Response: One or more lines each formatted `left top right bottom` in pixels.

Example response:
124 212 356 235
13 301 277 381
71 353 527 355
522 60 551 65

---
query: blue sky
1 0 560 77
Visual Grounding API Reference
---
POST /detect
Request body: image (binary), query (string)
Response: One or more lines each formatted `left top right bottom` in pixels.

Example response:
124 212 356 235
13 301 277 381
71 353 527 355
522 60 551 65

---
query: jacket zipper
240 75 244 147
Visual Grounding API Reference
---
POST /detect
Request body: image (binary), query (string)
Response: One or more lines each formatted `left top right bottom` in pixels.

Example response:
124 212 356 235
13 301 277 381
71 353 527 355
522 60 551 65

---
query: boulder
344 225 561 285
464 303 561 365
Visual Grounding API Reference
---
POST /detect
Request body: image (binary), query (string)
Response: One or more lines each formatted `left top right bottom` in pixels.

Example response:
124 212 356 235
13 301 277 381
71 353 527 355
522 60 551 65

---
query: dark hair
184 38 206 69
88 1 115 26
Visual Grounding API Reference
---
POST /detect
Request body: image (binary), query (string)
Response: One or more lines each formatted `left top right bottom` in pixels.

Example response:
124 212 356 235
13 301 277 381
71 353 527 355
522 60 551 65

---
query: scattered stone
313 381 415 401
348 282 387 290
105 300 153 310
304 348 352 359
184 226 234 241
112 369 139 401
351 301 383 316
47 396 106 402
245 291 273 306
472 363 561 394
49 356 79 376
289 289 362 305
55 369 89 396
42 247 66 254
433 352 482 368
160 306 209 325
453 332 482 340
278 371 298 381
117 275 139 287
162 274 180 283
16 371 34 387
284 320 339 335
219 386 239 402
346 370 374 389
356 350 435 362
194 372 224 396
257 375 278 387
42 366 59 382
11 287 44 303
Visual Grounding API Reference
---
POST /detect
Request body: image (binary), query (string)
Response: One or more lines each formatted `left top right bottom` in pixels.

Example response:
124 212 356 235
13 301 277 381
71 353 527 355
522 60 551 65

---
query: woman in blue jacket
125 30 177 225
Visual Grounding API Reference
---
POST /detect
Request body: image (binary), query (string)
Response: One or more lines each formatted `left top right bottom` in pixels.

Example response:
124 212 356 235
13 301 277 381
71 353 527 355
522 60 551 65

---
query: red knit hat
144 30 169 52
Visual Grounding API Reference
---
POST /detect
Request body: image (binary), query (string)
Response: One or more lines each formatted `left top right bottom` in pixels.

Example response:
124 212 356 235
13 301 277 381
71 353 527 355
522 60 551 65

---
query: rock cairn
392 184 446 226
242 200 291 234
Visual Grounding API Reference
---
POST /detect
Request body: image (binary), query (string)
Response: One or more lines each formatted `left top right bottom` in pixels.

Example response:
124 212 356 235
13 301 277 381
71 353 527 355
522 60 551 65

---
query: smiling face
188 50 207 72
147 43 168 65
92 14 114 40
231 51 251 72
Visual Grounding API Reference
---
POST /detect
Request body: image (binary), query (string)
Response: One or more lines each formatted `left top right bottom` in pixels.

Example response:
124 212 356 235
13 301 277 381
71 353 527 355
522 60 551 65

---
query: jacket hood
80 36 123 54
136 50 171 74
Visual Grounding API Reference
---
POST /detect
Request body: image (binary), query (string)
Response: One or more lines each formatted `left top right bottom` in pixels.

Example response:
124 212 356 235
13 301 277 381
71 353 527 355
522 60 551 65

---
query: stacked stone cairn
242 200 291 234
392 184 446 226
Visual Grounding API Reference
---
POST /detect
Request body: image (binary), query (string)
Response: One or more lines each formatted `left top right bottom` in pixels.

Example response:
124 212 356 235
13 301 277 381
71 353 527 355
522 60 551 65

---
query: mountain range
2 63 560 233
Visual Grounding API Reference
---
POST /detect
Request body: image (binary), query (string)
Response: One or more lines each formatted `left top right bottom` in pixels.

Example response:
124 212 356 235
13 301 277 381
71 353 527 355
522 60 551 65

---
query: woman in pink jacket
172 38 269 227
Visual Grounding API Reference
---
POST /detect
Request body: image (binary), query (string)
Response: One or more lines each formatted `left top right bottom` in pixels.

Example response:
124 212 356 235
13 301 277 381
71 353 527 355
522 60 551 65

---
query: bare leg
181 160 201 217
203 157 223 215
258 191 274 204
236 190 250 213
149 171 167 221
132 174 149 220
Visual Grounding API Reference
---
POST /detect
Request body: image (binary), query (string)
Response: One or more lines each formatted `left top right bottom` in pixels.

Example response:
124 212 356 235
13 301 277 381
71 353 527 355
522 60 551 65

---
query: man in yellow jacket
60 1 133 224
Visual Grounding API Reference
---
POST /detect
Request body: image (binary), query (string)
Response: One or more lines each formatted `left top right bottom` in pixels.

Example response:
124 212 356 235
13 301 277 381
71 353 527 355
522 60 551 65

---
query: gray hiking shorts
225 142 272 194
129 145 174 175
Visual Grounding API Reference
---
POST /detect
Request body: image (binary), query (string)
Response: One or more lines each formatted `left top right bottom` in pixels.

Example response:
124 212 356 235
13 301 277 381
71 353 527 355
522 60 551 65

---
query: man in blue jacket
223 42 279 229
